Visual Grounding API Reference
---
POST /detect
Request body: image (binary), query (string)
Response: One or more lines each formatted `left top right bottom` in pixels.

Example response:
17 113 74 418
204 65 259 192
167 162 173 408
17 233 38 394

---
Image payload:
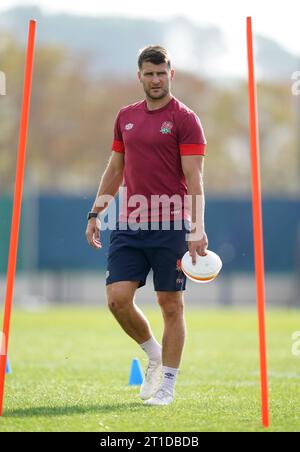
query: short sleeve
178 112 207 156
111 111 125 153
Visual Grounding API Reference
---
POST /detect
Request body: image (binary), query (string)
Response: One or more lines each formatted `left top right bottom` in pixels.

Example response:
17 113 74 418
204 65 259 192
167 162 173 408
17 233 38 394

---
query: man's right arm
91 151 124 214
86 151 124 249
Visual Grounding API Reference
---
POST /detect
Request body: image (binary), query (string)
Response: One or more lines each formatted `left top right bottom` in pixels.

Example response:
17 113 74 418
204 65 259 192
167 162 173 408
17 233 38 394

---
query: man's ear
171 69 175 80
137 71 142 82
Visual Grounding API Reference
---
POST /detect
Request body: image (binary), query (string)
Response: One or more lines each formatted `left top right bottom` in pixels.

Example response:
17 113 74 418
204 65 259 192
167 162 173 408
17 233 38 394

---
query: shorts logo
176 259 184 284
106 271 110 279
164 372 174 379
160 121 173 134
125 123 134 131
176 259 182 272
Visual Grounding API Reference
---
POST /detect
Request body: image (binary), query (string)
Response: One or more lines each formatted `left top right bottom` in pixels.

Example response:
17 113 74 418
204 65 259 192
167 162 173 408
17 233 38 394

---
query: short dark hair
138 45 171 70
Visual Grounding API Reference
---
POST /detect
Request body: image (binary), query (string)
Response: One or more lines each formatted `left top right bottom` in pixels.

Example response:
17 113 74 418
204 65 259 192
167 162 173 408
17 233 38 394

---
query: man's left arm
181 155 208 264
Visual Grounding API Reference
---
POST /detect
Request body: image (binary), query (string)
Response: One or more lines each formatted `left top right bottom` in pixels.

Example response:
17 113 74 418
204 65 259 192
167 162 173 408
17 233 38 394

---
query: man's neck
145 93 173 111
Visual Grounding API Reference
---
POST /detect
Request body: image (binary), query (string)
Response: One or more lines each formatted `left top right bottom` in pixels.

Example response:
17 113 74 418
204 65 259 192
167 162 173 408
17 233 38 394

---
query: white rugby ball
181 250 222 284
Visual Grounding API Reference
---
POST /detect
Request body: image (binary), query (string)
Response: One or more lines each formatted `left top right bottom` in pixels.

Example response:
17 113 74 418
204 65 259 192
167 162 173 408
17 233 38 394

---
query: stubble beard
145 85 169 101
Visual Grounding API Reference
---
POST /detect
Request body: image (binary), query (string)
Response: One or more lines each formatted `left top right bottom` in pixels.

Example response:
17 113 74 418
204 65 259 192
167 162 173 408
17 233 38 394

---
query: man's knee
106 284 134 313
157 292 184 317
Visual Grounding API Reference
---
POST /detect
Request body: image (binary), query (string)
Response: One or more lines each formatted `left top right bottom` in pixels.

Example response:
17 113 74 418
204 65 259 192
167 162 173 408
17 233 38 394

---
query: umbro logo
165 372 174 379
125 123 134 131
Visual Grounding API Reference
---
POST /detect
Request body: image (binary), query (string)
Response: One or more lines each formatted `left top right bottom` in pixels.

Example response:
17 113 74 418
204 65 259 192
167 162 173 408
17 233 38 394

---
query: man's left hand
188 232 208 265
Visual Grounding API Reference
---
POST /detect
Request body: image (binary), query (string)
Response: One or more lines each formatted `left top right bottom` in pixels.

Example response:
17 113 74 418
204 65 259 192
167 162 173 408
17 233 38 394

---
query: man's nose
152 75 160 84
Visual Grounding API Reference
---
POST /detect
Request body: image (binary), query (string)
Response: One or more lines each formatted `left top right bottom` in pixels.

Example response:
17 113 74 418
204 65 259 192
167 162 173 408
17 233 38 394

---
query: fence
0 195 299 305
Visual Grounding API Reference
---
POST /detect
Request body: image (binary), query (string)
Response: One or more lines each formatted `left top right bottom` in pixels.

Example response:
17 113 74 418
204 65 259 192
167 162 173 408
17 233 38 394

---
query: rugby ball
181 250 222 284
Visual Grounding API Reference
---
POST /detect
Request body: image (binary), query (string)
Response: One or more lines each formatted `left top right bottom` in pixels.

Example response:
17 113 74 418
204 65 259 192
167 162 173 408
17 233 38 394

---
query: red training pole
246 17 269 428
0 19 37 417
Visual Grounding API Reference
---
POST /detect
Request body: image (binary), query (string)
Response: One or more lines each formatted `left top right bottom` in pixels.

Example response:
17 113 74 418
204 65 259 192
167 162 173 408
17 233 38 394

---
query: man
86 45 208 406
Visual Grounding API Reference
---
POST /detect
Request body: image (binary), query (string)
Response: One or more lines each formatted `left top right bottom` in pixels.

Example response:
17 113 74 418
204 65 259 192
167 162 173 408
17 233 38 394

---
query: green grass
0 306 300 432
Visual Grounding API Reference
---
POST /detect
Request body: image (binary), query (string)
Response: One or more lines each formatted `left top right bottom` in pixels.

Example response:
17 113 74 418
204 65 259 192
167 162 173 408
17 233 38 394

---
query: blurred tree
0 35 298 196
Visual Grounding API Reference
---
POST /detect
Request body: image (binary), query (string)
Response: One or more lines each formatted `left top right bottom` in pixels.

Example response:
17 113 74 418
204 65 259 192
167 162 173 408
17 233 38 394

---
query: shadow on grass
4 402 144 418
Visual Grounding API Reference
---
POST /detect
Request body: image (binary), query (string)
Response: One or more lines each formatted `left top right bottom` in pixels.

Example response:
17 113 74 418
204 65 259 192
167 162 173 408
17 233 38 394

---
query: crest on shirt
160 121 173 134
125 123 134 131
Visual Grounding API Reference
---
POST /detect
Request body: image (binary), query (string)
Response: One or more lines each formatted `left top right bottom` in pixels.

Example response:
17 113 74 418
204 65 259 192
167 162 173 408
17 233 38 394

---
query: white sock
161 366 179 394
140 337 162 362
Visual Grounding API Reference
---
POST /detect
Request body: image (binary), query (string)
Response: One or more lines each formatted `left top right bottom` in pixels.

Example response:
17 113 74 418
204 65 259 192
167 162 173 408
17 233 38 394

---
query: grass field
0 306 299 432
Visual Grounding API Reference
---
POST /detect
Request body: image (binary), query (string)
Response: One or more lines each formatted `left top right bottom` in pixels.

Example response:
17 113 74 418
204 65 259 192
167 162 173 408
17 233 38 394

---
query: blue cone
128 358 144 386
6 357 12 374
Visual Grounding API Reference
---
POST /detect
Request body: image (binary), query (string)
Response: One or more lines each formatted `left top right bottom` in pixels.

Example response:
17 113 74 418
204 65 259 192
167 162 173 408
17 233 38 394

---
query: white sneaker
139 360 162 400
144 387 174 406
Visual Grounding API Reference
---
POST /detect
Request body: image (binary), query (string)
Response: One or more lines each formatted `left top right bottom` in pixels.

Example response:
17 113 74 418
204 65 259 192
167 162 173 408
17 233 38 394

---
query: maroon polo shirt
112 96 206 223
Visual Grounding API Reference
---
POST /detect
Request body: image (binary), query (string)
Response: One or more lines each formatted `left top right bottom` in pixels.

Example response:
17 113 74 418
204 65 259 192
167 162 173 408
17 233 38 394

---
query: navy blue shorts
106 221 190 291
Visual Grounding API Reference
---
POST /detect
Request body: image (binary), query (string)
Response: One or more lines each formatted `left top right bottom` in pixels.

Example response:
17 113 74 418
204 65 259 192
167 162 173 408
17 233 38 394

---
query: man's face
138 62 174 100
